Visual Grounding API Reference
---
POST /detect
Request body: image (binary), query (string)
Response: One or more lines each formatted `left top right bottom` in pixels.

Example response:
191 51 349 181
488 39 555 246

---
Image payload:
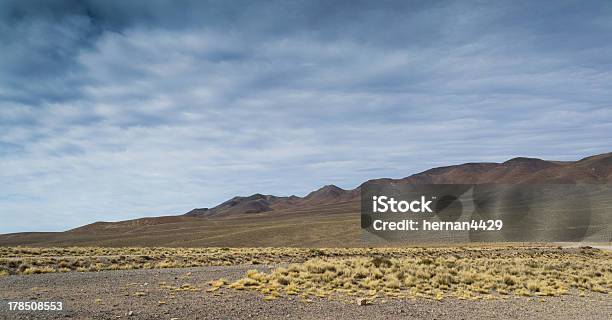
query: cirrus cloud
1 0 611 232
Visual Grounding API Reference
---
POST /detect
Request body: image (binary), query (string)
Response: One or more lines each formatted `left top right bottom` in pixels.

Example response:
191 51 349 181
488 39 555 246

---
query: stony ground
0 265 610 320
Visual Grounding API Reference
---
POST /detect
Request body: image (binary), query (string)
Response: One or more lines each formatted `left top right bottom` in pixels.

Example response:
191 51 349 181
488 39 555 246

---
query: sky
1 0 612 233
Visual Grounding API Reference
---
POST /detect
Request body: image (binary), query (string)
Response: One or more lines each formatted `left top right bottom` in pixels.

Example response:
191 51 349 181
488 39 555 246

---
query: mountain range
0 152 610 247
189 153 612 217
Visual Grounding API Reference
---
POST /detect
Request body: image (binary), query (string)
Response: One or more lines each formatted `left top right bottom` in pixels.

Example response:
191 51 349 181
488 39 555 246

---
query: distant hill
400 153 611 184
0 152 610 247
184 185 359 218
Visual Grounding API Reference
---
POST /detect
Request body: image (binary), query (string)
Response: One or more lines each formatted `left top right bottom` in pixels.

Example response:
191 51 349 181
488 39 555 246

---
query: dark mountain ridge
183 152 611 218
184 185 357 217
0 152 610 246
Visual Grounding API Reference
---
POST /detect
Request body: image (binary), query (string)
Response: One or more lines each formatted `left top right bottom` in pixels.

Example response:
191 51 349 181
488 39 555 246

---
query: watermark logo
361 182 611 243
372 196 434 213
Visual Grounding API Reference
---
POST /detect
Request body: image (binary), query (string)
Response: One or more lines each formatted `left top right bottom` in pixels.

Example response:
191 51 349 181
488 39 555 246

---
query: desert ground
0 246 610 319
1 265 610 320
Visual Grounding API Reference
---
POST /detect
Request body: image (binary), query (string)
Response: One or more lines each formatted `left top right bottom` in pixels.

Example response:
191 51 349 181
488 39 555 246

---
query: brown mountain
184 185 359 218
185 194 287 217
0 152 609 247
398 153 611 185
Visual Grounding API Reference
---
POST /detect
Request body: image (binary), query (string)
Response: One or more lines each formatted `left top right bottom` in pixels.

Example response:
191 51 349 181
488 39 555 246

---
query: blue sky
1 0 611 233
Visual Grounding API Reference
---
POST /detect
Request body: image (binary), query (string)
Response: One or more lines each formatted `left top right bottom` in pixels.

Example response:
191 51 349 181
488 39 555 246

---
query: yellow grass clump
223 252 611 302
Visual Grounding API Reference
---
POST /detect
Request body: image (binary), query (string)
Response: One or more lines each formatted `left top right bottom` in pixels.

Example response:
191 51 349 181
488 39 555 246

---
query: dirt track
0 266 610 320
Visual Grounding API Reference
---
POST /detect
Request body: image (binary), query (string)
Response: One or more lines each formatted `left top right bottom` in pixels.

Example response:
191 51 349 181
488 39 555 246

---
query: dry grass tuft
2 245 610 304
223 250 611 302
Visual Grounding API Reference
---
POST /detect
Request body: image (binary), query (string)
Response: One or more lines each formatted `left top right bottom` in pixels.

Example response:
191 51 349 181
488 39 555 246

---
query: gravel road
0 265 610 320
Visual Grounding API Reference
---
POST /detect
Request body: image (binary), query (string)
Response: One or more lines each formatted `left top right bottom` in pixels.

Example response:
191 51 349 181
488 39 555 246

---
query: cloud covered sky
1 0 612 233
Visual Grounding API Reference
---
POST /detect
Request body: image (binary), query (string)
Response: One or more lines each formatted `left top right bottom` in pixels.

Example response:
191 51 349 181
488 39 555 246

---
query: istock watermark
361 182 611 243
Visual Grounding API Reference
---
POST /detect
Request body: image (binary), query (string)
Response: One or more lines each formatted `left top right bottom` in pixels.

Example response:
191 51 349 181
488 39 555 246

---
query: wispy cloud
1 0 611 232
